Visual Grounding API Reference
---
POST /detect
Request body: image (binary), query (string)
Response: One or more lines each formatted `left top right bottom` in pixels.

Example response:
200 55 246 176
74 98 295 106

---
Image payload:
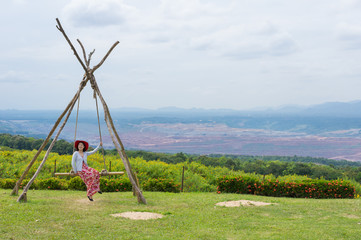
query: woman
71 140 103 201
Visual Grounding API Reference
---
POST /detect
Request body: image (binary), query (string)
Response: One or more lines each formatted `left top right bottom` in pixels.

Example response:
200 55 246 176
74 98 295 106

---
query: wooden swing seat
54 170 124 177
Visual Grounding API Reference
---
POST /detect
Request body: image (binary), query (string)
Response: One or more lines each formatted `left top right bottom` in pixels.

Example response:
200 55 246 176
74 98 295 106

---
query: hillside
1 100 361 161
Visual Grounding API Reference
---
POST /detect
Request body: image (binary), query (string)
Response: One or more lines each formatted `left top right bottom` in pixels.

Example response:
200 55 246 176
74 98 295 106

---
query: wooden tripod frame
12 18 147 204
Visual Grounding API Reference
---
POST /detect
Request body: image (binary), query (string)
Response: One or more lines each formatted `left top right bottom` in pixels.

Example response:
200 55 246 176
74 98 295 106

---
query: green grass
1 189 361 240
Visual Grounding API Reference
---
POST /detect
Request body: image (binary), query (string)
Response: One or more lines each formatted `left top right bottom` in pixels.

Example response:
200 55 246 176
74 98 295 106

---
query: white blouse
71 144 100 173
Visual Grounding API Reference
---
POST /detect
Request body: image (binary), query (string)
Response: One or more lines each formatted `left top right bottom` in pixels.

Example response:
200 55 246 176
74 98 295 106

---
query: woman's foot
98 191 102 194
88 196 93 201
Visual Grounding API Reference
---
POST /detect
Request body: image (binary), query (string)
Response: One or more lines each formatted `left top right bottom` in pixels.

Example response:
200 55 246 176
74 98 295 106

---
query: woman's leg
87 167 100 197
78 164 100 198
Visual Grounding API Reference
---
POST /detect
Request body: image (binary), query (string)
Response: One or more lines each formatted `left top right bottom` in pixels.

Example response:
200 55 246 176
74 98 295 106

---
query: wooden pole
95 87 146 204
56 18 88 72
92 79 140 187
53 160 57 177
10 82 86 196
17 89 81 202
181 166 185 192
109 161 112 179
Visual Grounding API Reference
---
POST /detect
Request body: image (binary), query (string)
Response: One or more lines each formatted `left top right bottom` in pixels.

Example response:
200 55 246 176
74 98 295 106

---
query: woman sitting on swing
71 140 103 201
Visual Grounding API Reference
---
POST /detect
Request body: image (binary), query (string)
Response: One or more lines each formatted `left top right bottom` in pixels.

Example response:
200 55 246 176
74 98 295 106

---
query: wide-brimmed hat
74 140 89 151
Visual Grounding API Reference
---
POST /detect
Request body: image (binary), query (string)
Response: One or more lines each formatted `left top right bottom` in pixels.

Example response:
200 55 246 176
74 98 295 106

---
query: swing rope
72 89 106 171
54 89 124 177
94 92 107 172
73 94 81 153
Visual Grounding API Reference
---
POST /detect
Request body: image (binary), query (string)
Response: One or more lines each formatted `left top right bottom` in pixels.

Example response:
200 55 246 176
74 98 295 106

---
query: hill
1 100 361 160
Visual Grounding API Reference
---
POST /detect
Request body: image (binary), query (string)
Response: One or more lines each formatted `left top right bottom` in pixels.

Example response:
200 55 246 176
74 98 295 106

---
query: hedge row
217 175 355 199
0 177 180 193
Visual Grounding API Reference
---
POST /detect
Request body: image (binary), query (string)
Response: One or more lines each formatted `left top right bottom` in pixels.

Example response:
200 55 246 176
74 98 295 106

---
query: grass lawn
1 189 361 239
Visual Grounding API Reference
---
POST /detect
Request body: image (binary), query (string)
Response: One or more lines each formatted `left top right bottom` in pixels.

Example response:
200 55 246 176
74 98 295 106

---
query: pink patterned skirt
78 162 100 197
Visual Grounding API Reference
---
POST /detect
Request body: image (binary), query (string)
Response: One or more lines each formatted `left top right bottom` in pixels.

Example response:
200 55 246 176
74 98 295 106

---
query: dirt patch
343 214 360 219
76 199 96 204
215 200 275 207
110 212 164 220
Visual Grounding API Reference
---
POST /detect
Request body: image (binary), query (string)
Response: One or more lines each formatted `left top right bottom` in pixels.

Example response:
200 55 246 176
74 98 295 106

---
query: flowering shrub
0 178 66 190
0 178 16 189
68 177 87 191
0 177 179 192
100 178 132 192
217 176 356 199
37 178 68 190
0 177 134 192
142 178 180 193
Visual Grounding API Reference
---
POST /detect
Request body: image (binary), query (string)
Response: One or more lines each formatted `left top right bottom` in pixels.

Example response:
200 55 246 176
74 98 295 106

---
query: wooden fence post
53 160 57 177
109 161 112 179
181 166 185 192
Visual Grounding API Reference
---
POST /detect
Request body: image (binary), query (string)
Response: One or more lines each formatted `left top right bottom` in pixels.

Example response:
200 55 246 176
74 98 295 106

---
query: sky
1 0 361 111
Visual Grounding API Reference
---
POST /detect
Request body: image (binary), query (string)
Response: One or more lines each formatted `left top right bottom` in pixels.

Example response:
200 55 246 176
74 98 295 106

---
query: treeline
0 133 73 155
2 133 361 183
208 154 361 167
125 150 361 182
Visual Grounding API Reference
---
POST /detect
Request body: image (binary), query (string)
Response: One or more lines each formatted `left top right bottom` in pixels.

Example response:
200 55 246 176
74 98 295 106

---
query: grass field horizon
1 189 361 239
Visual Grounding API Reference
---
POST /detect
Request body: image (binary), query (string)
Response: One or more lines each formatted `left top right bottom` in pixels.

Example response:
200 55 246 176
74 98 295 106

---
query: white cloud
62 0 137 28
11 0 26 5
0 71 27 83
60 1 296 61
159 0 229 19
336 23 361 49
189 22 297 59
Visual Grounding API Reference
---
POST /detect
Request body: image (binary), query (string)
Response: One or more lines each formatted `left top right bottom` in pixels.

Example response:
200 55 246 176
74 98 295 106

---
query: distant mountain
152 100 361 117
2 100 361 119
265 100 361 117
304 101 361 117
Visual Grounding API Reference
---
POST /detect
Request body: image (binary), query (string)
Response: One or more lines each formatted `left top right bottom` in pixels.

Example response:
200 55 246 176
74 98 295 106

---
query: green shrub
100 178 132 192
0 178 16 189
142 178 180 193
342 176 361 196
217 176 355 199
181 172 215 192
0 179 38 190
37 178 68 190
68 177 86 191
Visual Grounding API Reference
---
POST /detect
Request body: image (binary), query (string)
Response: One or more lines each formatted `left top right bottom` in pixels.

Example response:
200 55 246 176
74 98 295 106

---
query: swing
15 18 146 204
54 91 124 177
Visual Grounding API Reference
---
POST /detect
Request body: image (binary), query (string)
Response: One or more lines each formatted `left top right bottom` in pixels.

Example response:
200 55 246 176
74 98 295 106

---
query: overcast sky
1 0 361 111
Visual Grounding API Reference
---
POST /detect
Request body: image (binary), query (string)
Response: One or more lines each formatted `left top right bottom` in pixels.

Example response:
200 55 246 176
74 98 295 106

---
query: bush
68 177 86 191
100 178 132 192
217 176 355 199
37 178 68 190
0 178 16 189
181 172 215 192
142 178 180 193
0 177 137 193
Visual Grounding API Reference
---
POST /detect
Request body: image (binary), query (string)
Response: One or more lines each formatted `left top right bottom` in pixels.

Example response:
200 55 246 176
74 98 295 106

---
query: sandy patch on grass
110 212 164 220
215 200 275 207
343 214 360 219
76 199 95 204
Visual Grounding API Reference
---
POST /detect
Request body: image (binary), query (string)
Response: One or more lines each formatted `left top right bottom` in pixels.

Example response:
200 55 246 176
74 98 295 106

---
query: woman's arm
71 152 77 173
87 143 101 155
